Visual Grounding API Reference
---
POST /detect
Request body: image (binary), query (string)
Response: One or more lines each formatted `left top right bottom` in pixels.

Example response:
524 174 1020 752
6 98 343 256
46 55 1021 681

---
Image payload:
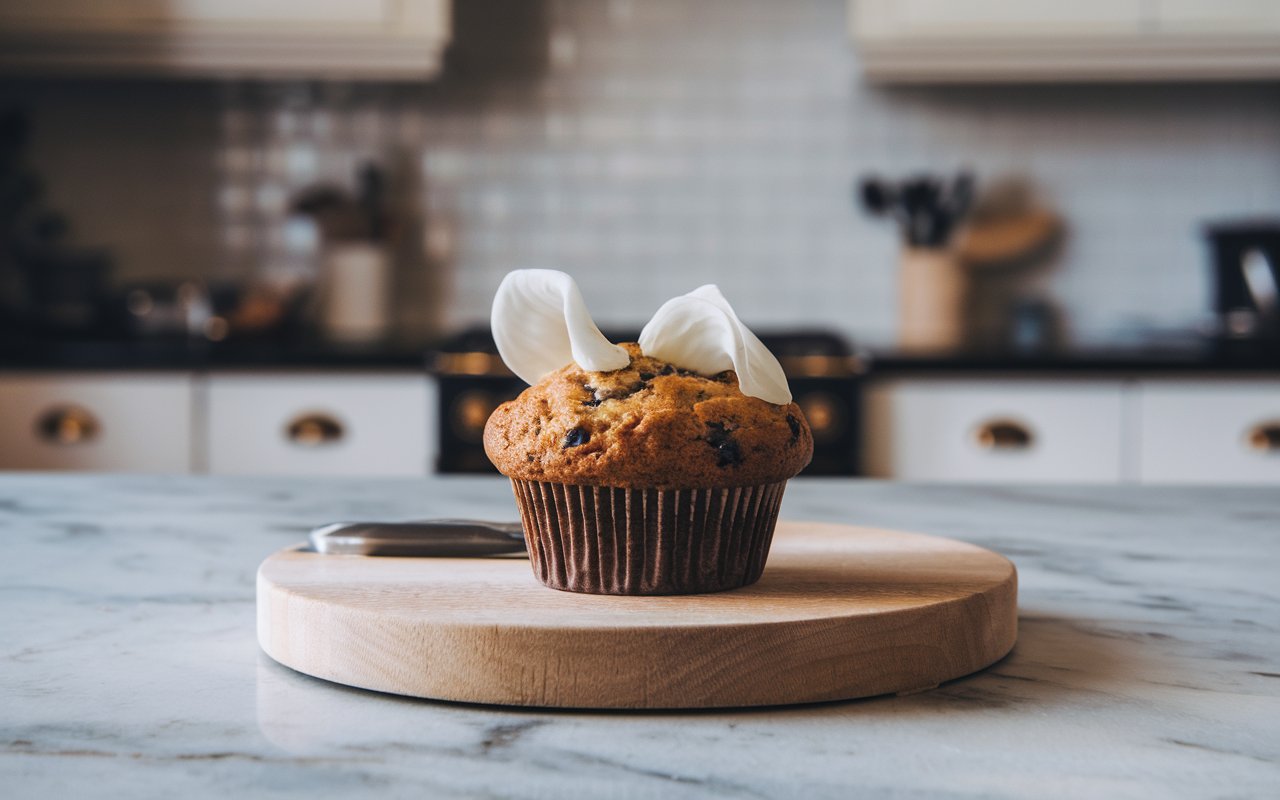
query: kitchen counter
0 337 433 371
3 334 1280 375
863 343 1280 374
3 475 1277 798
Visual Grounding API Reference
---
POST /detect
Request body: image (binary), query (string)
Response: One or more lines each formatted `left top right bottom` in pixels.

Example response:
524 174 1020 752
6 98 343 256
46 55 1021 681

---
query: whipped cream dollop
492 270 791 404
491 269 630 385
638 285 791 404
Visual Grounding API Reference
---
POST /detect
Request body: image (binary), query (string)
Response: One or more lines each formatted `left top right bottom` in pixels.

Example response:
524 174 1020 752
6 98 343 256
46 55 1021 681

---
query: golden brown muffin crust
483 343 813 488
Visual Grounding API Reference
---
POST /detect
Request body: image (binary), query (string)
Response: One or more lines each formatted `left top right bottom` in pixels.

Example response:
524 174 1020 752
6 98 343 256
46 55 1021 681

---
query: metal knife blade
308 520 527 557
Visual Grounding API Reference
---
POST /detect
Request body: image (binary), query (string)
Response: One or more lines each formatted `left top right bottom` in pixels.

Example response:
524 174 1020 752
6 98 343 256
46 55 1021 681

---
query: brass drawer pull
974 418 1033 451
36 405 100 445
1245 421 1280 454
286 413 345 447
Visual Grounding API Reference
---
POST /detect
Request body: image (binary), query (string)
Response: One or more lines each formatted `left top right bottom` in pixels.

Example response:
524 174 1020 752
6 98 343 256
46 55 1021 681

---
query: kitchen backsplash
4 0 1280 346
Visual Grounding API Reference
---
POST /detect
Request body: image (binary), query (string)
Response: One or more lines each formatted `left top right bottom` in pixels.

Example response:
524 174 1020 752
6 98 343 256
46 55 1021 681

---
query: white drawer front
0 373 193 472
206 374 429 476
1137 380 1280 485
864 379 1125 483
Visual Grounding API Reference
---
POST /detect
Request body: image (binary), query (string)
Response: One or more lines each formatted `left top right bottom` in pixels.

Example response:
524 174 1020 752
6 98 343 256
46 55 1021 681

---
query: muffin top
483 343 813 489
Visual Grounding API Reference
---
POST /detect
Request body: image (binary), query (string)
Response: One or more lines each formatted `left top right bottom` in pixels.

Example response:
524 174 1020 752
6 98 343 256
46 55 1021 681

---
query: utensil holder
320 242 391 343
899 247 965 352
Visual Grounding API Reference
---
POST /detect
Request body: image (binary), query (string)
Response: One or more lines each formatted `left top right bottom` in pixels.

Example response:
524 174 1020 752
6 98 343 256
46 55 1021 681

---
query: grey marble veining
2 475 1277 799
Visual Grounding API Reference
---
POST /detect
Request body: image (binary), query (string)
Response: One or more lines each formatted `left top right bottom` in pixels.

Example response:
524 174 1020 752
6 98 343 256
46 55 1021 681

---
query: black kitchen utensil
859 172 974 248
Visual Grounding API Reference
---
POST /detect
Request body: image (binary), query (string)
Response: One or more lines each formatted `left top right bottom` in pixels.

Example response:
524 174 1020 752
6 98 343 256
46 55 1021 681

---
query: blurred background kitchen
1 0 1278 483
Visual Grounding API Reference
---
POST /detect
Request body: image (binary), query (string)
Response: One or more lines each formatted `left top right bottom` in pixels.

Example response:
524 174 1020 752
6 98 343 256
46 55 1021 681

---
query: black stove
429 328 865 476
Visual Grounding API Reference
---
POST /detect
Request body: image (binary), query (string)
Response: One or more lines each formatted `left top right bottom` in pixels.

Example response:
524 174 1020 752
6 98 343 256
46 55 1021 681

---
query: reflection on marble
2 475 1278 798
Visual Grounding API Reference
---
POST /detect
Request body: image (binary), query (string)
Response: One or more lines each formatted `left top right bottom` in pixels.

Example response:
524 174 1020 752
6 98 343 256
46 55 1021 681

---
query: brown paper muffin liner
508 479 788 595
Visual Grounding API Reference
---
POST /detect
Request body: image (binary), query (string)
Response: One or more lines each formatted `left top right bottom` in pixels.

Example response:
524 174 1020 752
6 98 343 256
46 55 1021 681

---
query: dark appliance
430 328 865 476
1206 219 1280 345
430 328 528 474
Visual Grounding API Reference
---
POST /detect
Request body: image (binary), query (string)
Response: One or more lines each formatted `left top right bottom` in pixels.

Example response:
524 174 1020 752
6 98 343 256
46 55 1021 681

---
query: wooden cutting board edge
257 521 1018 709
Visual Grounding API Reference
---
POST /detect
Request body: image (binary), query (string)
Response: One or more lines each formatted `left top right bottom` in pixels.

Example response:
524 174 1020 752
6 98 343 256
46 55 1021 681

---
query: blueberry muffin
484 343 813 595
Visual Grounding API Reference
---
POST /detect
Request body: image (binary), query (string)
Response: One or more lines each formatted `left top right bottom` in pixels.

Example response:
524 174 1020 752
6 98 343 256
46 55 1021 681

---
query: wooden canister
899 247 965 352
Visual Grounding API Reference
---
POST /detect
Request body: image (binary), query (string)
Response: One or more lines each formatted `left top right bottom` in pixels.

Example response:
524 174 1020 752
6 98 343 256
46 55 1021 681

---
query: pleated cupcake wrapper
509 479 788 595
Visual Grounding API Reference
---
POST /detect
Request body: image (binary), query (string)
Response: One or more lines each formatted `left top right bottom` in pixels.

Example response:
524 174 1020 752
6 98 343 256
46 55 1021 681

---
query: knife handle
309 520 527 557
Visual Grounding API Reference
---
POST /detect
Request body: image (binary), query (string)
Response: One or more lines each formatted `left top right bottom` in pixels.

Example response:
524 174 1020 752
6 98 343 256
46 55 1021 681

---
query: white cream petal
491 269 630 384
638 285 792 404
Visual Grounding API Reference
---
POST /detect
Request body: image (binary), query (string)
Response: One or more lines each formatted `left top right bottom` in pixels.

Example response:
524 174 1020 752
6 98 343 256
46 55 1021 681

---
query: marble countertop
3 475 1277 798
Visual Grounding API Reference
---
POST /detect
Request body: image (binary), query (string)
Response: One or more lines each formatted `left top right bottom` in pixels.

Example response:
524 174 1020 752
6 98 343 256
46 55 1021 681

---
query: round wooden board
256 522 1017 709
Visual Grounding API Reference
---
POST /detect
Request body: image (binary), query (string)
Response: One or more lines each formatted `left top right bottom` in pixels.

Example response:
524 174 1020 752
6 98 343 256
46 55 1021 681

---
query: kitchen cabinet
4 367 1277 484
1136 380 1280 485
0 373 194 472
850 0 1280 82
0 0 451 80
865 375 1280 485
205 373 433 476
863 379 1126 483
